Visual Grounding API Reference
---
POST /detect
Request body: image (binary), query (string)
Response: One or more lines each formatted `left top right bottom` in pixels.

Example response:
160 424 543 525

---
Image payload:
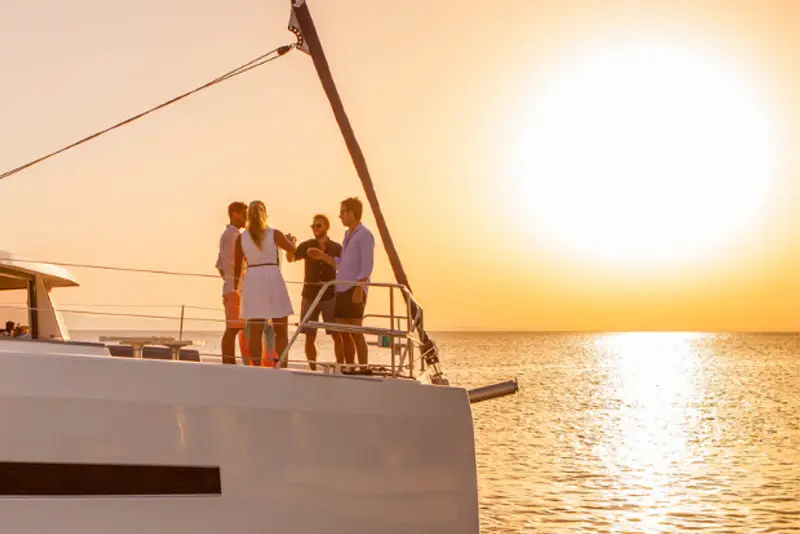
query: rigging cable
0 44 293 183
3 257 314 285
0 304 223 324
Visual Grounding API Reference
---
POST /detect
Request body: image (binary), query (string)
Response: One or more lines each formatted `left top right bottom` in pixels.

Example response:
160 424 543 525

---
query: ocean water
74 330 800 533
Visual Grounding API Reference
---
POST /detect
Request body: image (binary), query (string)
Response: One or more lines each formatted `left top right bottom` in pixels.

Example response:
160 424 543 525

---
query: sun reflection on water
449 332 799 532
593 332 709 530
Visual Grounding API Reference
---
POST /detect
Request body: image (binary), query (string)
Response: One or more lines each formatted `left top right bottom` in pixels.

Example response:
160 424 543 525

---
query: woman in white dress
233 200 296 366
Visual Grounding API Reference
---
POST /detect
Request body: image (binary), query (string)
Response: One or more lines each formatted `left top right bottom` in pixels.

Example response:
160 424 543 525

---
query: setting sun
510 39 782 268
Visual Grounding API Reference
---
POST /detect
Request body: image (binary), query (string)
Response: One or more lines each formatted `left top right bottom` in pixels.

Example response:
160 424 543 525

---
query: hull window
0 462 221 496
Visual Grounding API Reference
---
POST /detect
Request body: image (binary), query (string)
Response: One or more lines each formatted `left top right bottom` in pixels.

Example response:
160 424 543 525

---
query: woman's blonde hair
247 201 268 249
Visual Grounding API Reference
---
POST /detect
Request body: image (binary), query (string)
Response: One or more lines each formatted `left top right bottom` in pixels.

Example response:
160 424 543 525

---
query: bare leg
305 330 318 370
222 292 242 364
274 317 289 368
331 332 344 365
338 318 368 368
248 321 264 367
221 328 239 364
354 332 368 365
340 327 356 366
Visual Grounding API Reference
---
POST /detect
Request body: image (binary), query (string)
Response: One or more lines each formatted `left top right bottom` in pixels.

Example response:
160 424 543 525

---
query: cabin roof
0 251 79 290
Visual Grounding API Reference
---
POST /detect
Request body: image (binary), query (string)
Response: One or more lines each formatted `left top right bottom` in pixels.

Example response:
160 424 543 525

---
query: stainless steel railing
277 280 424 378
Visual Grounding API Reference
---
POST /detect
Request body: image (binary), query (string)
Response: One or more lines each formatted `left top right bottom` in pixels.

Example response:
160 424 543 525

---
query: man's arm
332 243 343 270
352 233 375 304
307 247 336 268
216 231 233 278
354 233 375 282
233 234 244 292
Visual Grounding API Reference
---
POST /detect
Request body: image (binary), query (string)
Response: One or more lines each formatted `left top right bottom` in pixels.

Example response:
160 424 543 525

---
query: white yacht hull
0 344 479 533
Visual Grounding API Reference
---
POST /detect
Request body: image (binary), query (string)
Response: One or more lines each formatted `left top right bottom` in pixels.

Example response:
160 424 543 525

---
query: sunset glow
0 0 796 332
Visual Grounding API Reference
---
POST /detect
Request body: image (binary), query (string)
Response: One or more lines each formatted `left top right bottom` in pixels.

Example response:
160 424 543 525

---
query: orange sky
0 0 797 332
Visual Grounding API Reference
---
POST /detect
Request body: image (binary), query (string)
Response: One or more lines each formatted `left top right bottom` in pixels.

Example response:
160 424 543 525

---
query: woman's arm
285 233 299 262
273 229 297 254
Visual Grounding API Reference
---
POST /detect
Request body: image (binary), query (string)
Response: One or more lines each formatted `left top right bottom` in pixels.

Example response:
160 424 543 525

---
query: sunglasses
310 223 324 229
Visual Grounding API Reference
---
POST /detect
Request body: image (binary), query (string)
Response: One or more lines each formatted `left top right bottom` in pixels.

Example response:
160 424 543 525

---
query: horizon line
69 328 799 335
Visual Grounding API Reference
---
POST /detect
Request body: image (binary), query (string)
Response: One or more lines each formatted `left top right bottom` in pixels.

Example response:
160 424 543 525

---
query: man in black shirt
287 214 344 369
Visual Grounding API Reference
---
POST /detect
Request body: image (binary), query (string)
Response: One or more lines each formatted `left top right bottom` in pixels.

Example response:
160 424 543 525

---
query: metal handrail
2 287 426 377
364 313 409 323
276 279 424 376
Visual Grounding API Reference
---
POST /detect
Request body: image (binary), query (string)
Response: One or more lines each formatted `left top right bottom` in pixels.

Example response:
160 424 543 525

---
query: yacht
0 251 516 533
0 2 517 531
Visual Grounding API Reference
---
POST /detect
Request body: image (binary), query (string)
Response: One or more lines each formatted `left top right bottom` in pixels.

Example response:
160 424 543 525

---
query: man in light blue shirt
308 197 374 367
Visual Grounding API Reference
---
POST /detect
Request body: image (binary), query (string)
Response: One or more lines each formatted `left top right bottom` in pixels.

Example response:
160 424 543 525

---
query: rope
0 304 224 324
3 257 316 285
0 44 293 183
12 259 220 278
0 303 305 326
59 303 222 311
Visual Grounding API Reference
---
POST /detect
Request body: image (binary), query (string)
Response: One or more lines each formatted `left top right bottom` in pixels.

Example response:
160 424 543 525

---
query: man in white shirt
216 201 247 364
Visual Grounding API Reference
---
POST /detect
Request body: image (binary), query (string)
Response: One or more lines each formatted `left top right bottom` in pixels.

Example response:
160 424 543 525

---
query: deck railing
278 279 424 378
1 280 428 379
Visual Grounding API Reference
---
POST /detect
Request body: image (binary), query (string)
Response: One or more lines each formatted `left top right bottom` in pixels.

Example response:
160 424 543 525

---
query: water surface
443 332 800 533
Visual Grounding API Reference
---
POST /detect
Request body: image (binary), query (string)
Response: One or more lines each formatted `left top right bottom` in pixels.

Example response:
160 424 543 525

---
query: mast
289 1 446 384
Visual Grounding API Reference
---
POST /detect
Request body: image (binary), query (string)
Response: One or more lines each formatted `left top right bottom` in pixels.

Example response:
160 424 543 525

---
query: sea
73 330 800 533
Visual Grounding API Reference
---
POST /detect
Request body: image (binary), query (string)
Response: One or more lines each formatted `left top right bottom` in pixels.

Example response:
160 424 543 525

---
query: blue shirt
335 223 375 293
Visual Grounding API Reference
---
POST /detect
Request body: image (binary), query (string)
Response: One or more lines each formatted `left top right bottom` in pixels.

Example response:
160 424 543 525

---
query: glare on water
445 331 800 533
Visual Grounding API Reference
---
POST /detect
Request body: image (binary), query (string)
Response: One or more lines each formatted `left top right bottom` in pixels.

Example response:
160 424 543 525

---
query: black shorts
299 296 336 335
335 288 367 320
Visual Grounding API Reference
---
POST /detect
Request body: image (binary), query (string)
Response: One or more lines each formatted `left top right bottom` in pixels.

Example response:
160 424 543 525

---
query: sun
509 40 780 268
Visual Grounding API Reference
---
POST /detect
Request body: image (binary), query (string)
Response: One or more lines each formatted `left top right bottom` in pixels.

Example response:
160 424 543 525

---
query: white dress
240 228 294 320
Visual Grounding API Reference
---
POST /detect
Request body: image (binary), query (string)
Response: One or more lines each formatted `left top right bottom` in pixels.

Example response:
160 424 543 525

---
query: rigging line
59 303 222 311
7 257 289 283
9 259 220 278
0 304 225 324
0 44 293 183
5 257 316 285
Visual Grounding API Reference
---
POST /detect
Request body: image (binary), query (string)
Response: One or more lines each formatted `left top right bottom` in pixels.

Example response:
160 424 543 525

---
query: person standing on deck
233 201 296 366
308 197 374 369
216 201 247 364
286 214 344 370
